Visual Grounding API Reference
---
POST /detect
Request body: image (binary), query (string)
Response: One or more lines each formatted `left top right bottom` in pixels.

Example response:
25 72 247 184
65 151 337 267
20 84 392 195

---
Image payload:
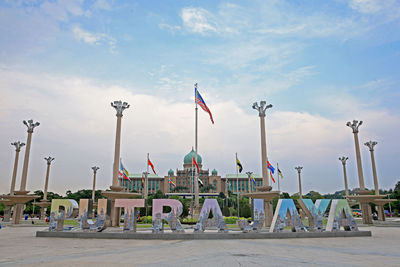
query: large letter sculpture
194 199 228 232
49 199 79 231
298 199 330 232
115 199 145 232
96 199 112 229
152 199 184 233
238 199 265 232
326 199 358 232
270 199 304 232
78 199 94 230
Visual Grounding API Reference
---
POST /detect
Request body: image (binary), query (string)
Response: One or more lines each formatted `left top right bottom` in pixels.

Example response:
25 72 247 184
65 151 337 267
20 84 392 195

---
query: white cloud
158 23 182 33
92 0 113 11
180 7 217 34
40 0 84 21
1 68 399 195
72 25 116 52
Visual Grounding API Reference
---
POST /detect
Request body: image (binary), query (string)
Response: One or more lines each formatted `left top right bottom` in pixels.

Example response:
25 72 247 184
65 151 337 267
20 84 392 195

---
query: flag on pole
198 177 204 187
119 160 129 180
270 171 276 183
148 158 157 175
251 175 256 185
267 161 275 174
195 85 214 124
141 174 145 189
236 157 243 173
168 178 176 187
278 168 283 179
192 156 200 173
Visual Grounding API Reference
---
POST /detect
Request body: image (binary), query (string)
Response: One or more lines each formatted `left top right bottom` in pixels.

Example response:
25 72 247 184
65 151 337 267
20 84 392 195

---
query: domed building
163 148 223 195
119 148 265 196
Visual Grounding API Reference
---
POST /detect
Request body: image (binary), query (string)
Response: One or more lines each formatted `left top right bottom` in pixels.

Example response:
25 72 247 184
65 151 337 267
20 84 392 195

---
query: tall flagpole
236 152 240 218
145 153 149 215
191 146 194 219
194 83 200 210
277 162 281 198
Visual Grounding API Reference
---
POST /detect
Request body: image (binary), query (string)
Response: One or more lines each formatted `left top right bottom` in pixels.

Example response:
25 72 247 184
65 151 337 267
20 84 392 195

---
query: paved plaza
0 226 399 266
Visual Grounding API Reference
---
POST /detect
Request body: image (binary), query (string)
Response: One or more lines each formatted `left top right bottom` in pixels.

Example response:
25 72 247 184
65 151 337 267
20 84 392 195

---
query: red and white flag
148 158 156 175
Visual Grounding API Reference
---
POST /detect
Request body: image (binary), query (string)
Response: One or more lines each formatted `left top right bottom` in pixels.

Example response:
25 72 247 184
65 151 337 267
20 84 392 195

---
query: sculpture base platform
36 230 371 240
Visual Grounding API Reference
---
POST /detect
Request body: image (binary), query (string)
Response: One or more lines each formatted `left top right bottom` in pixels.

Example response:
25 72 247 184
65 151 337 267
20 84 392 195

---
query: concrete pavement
0 226 399 266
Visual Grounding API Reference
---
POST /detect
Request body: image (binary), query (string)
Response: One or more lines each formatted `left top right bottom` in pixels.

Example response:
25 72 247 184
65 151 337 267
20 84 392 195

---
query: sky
1 0 400 196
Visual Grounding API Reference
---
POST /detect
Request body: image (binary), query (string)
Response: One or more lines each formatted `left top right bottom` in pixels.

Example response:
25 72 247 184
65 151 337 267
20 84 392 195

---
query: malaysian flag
195 84 214 124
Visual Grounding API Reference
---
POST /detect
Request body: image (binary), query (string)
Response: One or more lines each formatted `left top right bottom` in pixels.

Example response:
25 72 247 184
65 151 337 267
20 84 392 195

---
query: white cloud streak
180 7 217 34
72 25 116 53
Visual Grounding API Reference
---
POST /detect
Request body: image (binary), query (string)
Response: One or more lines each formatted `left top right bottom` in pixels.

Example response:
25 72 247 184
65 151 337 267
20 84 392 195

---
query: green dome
184 148 202 164
168 169 174 176
212 169 218 175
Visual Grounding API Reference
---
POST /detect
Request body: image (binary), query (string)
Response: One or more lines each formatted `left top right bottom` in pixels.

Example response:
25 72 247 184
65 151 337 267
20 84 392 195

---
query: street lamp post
346 120 365 190
43 157 55 201
338 157 349 197
346 120 372 224
13 120 40 224
111 101 129 191
91 166 99 218
3 142 25 222
295 166 303 199
38 156 54 219
92 166 100 203
364 141 379 195
10 142 25 195
252 101 273 187
18 120 40 193
364 141 385 220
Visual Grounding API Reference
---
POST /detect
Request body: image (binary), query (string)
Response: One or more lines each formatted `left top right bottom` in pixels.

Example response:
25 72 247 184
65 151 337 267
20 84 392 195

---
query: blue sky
1 0 400 195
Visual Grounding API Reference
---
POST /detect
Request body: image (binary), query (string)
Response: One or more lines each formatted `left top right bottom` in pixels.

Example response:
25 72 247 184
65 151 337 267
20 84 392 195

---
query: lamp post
91 166 99 218
91 166 100 203
37 157 54 220
13 120 40 224
295 166 303 199
338 157 349 197
364 141 379 195
18 120 40 193
252 101 273 187
364 141 385 220
346 120 365 190
110 100 129 191
43 157 55 201
10 142 25 195
3 142 25 222
346 120 372 224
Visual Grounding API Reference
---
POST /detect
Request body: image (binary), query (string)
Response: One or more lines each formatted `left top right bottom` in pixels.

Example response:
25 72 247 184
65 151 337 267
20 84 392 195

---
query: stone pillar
295 166 303 199
364 141 385 221
346 120 372 224
10 142 25 195
43 157 54 201
346 120 365 190
20 133 32 192
339 157 349 197
13 120 39 224
252 101 273 225
92 166 99 202
109 101 130 226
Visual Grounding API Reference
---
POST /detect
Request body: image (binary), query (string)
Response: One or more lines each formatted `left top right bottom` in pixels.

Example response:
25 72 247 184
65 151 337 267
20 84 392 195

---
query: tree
304 191 324 202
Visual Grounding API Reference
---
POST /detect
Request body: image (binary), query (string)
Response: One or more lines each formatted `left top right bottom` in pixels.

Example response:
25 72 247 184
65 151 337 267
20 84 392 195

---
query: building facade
119 149 264 196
